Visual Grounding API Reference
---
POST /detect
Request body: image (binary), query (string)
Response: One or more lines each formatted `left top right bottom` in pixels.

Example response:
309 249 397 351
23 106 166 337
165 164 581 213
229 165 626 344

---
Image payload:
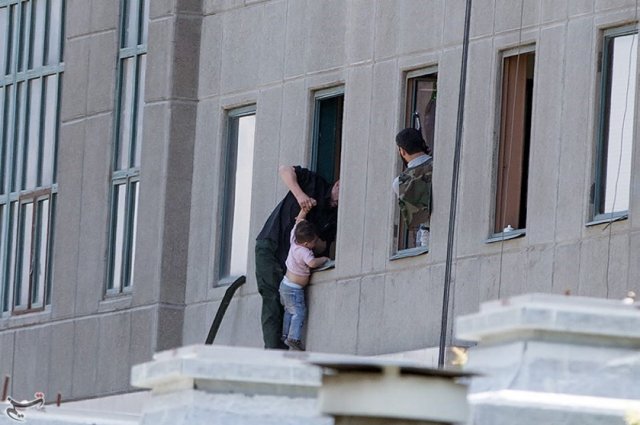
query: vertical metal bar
438 0 473 369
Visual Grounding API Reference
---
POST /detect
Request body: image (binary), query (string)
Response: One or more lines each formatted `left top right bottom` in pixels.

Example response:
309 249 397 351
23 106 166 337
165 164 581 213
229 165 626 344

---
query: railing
205 276 246 345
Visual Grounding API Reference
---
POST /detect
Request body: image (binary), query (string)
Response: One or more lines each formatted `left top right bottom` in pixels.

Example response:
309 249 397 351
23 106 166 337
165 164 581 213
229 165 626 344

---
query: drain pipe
438 0 473 369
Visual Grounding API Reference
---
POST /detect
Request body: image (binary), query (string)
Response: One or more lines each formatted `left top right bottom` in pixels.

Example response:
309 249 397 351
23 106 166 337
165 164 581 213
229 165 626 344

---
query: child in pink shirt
279 207 329 350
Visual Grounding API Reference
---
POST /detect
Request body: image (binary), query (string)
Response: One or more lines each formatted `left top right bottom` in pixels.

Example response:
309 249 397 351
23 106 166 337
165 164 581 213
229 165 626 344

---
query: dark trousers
255 239 288 349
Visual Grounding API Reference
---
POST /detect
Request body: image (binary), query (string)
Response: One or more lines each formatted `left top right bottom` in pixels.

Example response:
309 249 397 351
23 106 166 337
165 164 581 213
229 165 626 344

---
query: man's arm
279 165 317 210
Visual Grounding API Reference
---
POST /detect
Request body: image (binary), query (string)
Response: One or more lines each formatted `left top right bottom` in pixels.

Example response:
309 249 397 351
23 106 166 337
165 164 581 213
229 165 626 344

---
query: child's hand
296 205 312 221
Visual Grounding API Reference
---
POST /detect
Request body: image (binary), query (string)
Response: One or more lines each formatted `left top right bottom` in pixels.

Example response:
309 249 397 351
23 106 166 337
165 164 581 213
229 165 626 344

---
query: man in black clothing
255 165 339 349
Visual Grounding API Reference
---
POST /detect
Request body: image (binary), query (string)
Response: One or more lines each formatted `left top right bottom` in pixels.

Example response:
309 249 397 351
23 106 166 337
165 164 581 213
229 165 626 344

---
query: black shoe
285 338 305 351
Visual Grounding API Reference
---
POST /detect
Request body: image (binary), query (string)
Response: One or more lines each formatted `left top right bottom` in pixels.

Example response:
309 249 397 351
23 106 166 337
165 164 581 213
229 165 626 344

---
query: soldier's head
396 128 430 162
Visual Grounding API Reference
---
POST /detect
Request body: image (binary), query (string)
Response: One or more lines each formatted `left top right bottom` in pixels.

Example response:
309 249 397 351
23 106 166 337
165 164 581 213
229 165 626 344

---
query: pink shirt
285 223 315 276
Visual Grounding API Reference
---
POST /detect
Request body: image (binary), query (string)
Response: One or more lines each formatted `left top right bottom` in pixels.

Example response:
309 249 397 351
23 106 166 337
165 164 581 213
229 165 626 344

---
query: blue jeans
279 279 306 341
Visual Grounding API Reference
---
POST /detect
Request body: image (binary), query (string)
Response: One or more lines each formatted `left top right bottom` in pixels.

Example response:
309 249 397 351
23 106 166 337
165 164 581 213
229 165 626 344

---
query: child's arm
307 256 329 269
295 206 310 223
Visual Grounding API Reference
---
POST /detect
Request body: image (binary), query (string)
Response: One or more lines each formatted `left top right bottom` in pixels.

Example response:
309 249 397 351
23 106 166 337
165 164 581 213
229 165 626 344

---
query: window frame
490 45 536 240
217 104 257 284
0 0 63 316
105 0 148 296
310 85 344 185
390 66 437 259
591 25 638 223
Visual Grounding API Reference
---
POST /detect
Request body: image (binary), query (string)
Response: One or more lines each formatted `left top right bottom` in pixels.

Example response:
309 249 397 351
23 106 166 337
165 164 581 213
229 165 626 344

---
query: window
494 48 535 234
593 26 638 221
395 69 437 253
311 87 344 184
219 106 256 280
0 0 64 314
106 0 148 294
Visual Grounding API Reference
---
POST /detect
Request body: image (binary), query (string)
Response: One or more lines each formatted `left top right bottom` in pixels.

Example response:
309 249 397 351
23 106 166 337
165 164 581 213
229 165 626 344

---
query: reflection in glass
41 75 58 186
16 202 33 308
33 198 49 306
30 0 46 69
227 114 255 277
117 58 135 170
601 33 637 214
109 184 127 290
126 182 139 288
0 7 8 75
46 0 63 65
25 78 42 189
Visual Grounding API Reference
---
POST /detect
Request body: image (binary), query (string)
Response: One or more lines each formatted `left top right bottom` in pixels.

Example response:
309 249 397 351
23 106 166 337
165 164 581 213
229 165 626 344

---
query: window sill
485 229 526 244
0 306 52 330
216 275 244 287
390 246 429 261
314 259 336 272
99 293 133 312
586 212 628 227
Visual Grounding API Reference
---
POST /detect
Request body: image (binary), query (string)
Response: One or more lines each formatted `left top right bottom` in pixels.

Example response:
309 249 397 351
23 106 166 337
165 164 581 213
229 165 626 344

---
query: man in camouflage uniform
393 128 433 247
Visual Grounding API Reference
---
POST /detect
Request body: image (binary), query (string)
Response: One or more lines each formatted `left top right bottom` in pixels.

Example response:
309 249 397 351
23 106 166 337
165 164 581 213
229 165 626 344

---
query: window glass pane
0 203 5 310
30 0 46 69
41 74 58 186
312 94 343 184
15 202 33 309
1 84 12 195
4 202 18 312
46 0 62 65
0 85 6 195
125 182 139 288
109 184 127 291
12 81 26 192
32 197 49 306
228 114 255 277
133 54 146 168
17 1 28 73
0 6 8 76
25 78 42 190
600 33 637 214
8 5 17 78
117 57 135 171
123 0 140 48
45 193 55 305
139 0 149 45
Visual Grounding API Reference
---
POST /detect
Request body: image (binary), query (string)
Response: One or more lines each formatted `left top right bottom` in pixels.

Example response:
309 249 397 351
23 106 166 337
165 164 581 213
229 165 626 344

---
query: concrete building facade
1 0 640 403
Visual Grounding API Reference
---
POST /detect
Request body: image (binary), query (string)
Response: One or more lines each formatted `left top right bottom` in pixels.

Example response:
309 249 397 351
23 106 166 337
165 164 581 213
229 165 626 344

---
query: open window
311 87 343 184
393 69 437 255
219 106 256 281
592 26 637 222
493 48 535 236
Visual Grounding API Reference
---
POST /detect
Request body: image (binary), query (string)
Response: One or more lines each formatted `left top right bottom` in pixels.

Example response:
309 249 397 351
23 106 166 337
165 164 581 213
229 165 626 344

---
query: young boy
279 207 329 351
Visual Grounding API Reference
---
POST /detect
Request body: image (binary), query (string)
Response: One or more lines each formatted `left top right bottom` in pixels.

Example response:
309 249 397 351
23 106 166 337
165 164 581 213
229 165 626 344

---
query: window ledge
0 307 52 330
586 213 628 227
390 246 429 261
216 275 244 287
486 229 526 244
314 259 336 272
99 293 133 312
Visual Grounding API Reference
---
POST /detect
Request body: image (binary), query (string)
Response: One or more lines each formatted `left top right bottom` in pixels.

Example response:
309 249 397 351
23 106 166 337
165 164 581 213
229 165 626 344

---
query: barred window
0 0 64 314
106 0 148 294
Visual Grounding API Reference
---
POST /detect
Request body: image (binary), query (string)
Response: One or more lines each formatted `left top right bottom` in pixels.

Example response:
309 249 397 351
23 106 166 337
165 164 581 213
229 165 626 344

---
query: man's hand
296 194 317 211
279 165 317 210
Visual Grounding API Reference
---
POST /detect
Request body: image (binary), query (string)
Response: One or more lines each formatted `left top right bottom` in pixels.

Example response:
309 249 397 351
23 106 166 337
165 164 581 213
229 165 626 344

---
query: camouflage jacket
397 158 432 226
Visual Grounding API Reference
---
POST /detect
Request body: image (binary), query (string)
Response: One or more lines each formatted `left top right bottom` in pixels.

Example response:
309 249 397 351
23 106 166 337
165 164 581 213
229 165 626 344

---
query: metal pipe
438 0 473 369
